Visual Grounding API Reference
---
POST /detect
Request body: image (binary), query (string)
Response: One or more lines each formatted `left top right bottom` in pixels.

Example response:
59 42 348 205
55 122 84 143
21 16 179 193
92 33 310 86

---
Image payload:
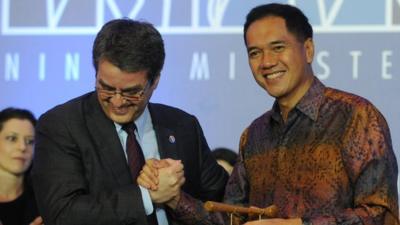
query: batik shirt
174 77 399 225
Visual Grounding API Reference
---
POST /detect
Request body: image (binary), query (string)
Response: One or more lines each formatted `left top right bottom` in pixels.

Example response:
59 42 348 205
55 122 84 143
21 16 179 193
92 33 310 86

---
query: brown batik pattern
174 78 399 225
226 78 399 225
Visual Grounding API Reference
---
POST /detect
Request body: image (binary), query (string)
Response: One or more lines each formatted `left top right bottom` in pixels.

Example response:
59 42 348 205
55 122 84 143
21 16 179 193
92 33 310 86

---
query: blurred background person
212 147 238 175
0 108 43 225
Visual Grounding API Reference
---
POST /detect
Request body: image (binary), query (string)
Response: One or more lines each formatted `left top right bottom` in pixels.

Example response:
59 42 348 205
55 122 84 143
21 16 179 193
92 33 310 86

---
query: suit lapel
85 93 132 185
149 104 178 160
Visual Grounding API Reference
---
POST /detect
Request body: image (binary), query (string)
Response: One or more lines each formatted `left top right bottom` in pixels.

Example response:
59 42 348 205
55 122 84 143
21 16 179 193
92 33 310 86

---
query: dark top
0 184 39 225
31 92 228 225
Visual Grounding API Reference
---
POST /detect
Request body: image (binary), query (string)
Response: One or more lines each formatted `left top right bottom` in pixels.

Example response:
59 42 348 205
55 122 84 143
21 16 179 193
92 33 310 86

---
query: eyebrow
4 131 18 136
247 46 259 53
98 79 143 92
247 40 286 52
4 131 33 138
270 40 285 45
98 79 115 90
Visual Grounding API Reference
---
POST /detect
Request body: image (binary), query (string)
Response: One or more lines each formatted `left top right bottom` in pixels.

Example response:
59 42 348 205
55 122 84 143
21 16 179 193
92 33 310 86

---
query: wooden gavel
204 201 278 218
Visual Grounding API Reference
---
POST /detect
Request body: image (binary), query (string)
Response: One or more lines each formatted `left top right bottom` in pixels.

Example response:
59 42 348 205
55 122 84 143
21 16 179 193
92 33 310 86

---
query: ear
304 38 314 64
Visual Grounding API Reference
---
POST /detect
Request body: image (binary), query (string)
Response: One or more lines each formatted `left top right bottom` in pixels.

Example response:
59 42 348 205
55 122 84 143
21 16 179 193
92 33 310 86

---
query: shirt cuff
139 185 154 215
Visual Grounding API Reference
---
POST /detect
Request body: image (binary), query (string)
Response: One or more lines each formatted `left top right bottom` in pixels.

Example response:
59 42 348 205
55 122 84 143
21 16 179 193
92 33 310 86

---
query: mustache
115 102 138 108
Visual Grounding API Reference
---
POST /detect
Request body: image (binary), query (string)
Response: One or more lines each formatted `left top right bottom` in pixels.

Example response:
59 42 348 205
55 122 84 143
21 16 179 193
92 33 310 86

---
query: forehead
245 16 294 45
0 119 34 134
96 60 148 87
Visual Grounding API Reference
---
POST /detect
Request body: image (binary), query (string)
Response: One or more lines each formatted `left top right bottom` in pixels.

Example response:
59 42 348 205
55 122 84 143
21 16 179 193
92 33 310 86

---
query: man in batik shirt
139 3 399 225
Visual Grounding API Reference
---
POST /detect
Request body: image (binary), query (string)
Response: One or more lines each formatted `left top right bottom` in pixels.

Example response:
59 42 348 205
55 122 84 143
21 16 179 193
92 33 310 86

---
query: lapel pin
168 135 175 144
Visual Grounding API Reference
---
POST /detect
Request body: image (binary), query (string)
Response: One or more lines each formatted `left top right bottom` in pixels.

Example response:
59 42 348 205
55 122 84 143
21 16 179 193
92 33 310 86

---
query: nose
260 51 278 69
18 139 28 152
109 93 125 107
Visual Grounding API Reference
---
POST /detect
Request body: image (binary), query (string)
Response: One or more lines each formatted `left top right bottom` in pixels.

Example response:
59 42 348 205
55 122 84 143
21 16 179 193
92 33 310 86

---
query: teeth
265 71 284 79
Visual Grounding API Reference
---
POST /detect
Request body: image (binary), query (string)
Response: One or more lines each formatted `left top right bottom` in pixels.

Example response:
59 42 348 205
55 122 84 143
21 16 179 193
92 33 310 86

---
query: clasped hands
137 158 185 209
136 159 303 225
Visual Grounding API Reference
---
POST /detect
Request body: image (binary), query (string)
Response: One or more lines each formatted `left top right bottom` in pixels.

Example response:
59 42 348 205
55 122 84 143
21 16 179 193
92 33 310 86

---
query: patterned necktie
122 123 145 183
122 123 159 225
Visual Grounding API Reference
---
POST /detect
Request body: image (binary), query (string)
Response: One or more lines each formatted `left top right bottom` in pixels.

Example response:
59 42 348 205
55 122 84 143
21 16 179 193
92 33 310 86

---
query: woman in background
0 108 43 225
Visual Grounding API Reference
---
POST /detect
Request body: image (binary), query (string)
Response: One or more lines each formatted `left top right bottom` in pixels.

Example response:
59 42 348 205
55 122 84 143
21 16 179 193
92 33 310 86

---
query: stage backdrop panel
1 0 399 191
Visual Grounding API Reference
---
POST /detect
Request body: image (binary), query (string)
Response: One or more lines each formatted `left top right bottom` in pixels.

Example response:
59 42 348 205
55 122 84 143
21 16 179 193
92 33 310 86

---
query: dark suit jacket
31 92 228 225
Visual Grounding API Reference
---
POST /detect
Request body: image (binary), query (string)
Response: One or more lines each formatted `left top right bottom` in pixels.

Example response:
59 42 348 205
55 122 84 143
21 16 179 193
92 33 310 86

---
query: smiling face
245 16 314 108
0 118 35 177
96 59 159 124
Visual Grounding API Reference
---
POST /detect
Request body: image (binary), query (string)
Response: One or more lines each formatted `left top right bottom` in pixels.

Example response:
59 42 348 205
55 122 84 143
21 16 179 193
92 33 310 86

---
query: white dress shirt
115 106 169 225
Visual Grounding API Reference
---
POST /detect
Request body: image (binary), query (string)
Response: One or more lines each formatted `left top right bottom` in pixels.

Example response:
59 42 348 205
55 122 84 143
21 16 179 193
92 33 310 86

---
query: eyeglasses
96 81 150 102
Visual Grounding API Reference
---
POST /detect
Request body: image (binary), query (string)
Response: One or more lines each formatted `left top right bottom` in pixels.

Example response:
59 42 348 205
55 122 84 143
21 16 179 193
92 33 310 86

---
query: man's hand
137 158 169 191
137 158 185 208
244 218 302 225
149 159 185 204
29 216 44 225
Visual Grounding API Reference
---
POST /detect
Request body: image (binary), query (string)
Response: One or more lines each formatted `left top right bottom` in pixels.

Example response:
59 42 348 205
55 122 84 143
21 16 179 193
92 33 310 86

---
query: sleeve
193 116 229 201
140 186 155 215
224 128 250 207
31 111 148 225
309 103 399 225
170 128 251 225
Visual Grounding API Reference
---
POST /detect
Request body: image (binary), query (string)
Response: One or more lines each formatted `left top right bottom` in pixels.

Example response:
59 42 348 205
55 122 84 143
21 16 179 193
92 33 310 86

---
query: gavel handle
204 201 278 218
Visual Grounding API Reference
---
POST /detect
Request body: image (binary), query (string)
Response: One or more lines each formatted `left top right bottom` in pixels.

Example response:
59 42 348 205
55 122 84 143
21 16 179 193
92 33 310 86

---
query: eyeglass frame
95 79 151 102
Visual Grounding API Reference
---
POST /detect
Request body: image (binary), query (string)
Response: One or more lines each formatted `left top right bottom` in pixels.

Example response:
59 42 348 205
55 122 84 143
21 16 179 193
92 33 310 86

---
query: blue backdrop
1 0 399 191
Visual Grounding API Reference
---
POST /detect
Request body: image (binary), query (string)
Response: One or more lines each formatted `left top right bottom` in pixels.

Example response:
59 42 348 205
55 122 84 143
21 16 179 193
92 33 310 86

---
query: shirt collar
271 77 325 122
114 106 150 139
296 77 325 121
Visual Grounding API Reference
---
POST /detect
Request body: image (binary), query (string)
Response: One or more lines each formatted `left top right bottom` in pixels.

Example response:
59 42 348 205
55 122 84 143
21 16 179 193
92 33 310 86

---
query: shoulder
38 92 93 121
149 102 198 125
324 87 384 120
239 110 273 146
149 103 193 117
36 92 95 133
325 87 374 109
247 110 273 134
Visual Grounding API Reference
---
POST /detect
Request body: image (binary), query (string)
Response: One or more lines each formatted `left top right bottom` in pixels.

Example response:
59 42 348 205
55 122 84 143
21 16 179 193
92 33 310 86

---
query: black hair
244 3 313 45
92 18 165 85
0 107 36 131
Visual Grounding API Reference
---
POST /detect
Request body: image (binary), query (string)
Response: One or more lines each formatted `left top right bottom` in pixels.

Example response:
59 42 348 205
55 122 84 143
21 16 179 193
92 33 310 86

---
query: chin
265 86 286 98
105 112 131 124
111 116 133 124
10 168 27 176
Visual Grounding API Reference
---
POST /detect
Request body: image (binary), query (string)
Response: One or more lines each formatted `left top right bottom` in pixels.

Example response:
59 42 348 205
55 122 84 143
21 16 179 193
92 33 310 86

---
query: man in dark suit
31 19 228 225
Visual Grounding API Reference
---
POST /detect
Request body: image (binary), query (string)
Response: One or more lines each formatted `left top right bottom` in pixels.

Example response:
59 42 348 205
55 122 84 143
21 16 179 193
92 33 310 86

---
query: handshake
137 158 185 209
